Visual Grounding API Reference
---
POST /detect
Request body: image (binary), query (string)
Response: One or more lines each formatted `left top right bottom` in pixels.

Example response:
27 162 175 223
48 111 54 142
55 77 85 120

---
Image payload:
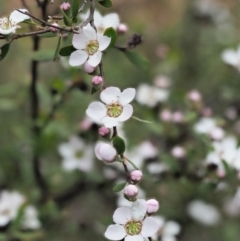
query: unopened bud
92 76 103 86
95 143 117 163
84 61 96 74
172 111 184 123
60 2 71 10
171 146 186 159
117 23 128 34
210 127 224 141
50 22 59 32
146 199 159 213
159 109 172 122
98 126 110 137
187 90 202 102
124 184 138 197
130 170 143 182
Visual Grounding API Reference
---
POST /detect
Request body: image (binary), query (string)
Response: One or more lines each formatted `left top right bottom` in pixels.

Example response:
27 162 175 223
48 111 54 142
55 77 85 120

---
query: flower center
125 220 142 236
75 150 83 158
85 40 99 55
107 103 123 118
0 18 14 30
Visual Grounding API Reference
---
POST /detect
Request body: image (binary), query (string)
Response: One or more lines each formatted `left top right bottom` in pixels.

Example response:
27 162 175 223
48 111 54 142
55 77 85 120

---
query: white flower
21 206 41 230
69 24 111 67
224 187 240 217
136 84 169 107
194 117 217 134
105 199 159 241
187 200 221 226
58 136 94 172
221 45 240 71
0 9 30 35
80 10 120 34
86 87 136 128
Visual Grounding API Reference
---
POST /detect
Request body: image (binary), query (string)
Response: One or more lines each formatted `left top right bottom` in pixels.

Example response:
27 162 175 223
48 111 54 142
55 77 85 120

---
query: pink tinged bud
159 109 172 122
187 90 202 102
201 107 212 117
117 23 128 34
217 169 226 178
171 146 186 159
50 23 59 32
124 184 138 197
130 170 143 181
92 76 103 86
60 2 71 10
84 61 96 74
172 111 184 123
95 143 117 163
210 127 224 141
98 126 110 137
146 199 159 213
79 119 92 131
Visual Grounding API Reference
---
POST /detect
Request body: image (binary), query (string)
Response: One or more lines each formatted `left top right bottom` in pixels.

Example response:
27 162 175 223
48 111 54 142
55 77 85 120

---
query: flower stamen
107 103 123 118
85 40 99 55
125 220 142 236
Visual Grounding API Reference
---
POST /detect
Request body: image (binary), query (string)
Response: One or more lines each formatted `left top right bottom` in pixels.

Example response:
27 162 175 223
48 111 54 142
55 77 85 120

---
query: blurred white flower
224 187 240 217
21 206 41 230
206 136 240 171
147 162 168 175
80 10 120 34
221 45 240 71
152 216 181 241
187 200 220 226
0 9 30 35
136 84 169 107
58 136 94 172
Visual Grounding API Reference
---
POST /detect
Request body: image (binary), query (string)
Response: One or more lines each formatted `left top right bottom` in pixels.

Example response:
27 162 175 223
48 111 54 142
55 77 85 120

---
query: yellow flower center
125 220 142 236
85 40 99 55
0 18 14 30
107 103 123 118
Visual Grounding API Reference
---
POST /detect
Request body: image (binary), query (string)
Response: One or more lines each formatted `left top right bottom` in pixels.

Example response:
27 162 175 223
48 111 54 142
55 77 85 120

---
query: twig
99 61 106 89
78 0 88 13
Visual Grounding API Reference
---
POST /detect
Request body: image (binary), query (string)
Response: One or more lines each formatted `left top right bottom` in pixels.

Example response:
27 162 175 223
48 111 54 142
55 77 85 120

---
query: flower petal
69 50 88 66
132 199 147 221
119 88 136 105
103 13 120 30
102 116 119 128
98 35 111 51
104 224 126 240
83 24 97 40
88 51 102 67
86 101 106 120
10 9 29 23
100 87 121 104
116 104 133 122
113 207 132 224
141 217 160 237
221 50 238 66
125 235 144 241
72 33 88 50
0 27 18 35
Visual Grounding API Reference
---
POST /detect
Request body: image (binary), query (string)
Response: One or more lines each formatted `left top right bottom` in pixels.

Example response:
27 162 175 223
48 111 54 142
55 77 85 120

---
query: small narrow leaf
91 86 98 95
113 136 125 155
104 27 117 47
125 158 139 170
39 32 58 38
53 36 62 61
60 8 72 26
72 0 80 21
97 0 112 8
113 182 126 192
123 50 149 71
132 116 153 124
59 45 76 56
0 43 10 61
31 49 56 61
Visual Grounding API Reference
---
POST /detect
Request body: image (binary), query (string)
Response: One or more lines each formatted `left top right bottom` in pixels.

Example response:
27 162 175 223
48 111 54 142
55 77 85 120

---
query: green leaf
60 8 72 26
125 158 139 170
123 50 149 71
104 27 117 47
72 0 80 21
53 36 62 61
113 182 126 192
0 43 10 61
31 49 56 61
59 45 76 56
97 0 112 8
113 136 125 155
91 86 98 95
39 32 58 38
131 116 153 124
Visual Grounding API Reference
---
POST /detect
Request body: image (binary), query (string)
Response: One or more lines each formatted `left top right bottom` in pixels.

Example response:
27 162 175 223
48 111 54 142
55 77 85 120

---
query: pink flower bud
172 111 184 123
146 199 159 213
79 119 92 131
124 184 138 197
171 146 186 159
92 76 103 86
187 90 202 102
117 23 128 34
159 109 172 122
95 143 116 163
210 127 224 141
84 61 96 74
98 126 110 137
130 170 143 182
217 169 225 178
201 107 212 117
50 23 59 32
60 2 71 10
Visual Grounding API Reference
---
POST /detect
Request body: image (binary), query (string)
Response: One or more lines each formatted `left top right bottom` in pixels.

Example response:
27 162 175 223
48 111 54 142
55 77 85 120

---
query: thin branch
99 61 106 89
78 0 88 13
